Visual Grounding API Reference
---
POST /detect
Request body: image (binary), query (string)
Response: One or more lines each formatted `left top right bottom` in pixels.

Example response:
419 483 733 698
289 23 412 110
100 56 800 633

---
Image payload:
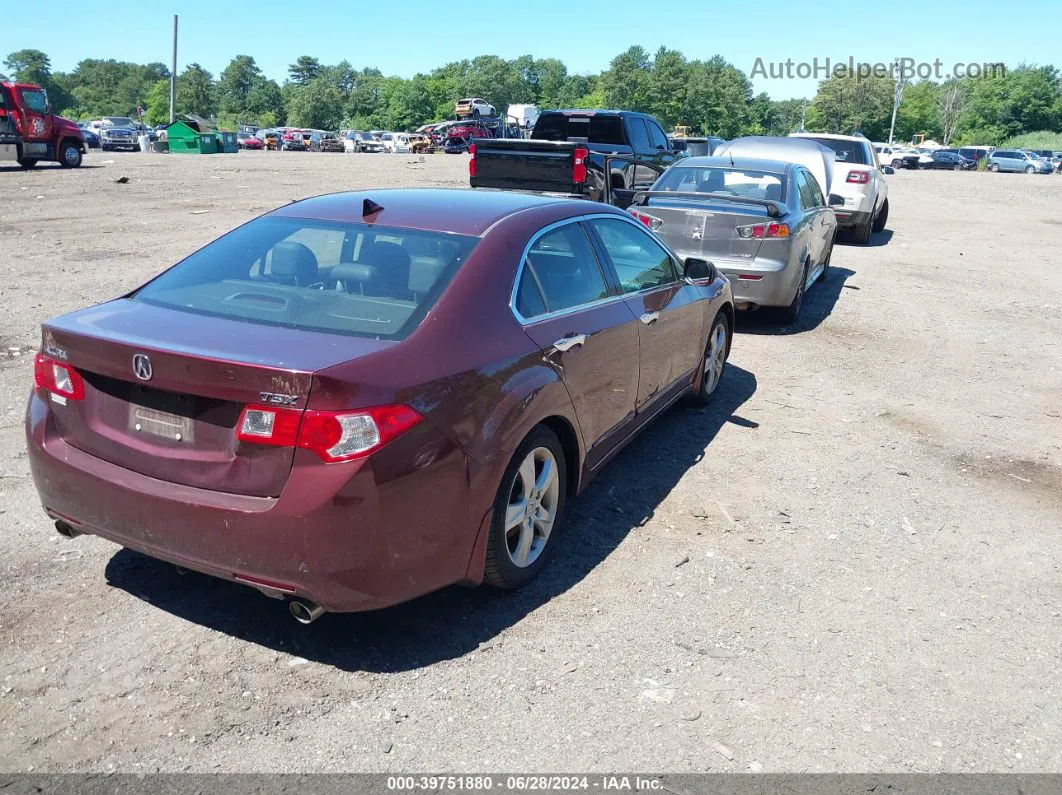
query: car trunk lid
39 299 389 497
641 197 777 263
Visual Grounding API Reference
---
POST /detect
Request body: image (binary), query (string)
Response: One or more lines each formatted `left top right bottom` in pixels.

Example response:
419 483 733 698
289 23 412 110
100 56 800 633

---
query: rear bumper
25 392 485 613
832 208 872 230
715 256 801 308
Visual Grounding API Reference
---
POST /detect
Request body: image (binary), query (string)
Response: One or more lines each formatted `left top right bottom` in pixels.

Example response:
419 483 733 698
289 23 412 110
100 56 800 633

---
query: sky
4 0 1058 100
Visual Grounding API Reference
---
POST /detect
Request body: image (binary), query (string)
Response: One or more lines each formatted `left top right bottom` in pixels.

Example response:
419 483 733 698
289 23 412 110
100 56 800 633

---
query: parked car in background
506 103 540 130
988 149 1054 173
100 125 139 152
280 130 306 151
237 131 263 150
78 124 101 149
471 110 685 202
789 132 890 243
456 98 496 119
409 133 432 154
673 137 726 157
343 130 384 153
27 188 734 621
628 154 837 322
923 150 976 170
874 143 912 169
957 145 993 164
309 131 344 152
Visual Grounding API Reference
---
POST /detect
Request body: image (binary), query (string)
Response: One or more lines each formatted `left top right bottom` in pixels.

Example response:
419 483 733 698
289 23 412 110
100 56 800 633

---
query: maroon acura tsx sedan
26 188 734 622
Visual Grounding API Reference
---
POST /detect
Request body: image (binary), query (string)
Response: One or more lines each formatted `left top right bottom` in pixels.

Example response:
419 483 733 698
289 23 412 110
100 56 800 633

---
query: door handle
552 334 586 352
640 312 660 325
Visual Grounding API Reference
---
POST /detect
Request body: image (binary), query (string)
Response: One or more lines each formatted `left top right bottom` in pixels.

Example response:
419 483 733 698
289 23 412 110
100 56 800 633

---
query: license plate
129 406 193 442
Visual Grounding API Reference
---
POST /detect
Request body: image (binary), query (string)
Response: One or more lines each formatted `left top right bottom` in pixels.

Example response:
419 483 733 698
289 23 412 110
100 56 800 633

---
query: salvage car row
26 107 898 626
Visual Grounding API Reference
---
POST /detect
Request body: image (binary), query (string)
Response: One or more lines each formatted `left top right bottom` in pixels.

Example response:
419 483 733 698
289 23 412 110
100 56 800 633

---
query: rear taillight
627 208 662 230
236 404 423 463
735 222 790 239
34 353 85 402
572 146 589 184
846 170 870 184
469 143 476 178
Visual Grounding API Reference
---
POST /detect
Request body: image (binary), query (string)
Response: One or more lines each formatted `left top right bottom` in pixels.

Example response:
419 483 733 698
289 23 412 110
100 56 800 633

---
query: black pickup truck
469 110 685 202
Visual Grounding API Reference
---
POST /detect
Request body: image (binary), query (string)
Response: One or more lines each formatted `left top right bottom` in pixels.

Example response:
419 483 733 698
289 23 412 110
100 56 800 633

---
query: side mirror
829 194 845 207
684 257 716 281
882 165 896 175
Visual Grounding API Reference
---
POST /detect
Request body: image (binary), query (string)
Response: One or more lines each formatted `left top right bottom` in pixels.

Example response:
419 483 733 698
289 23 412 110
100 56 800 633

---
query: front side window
514 223 609 320
133 217 478 340
646 120 669 150
19 89 48 113
804 169 825 206
590 218 678 294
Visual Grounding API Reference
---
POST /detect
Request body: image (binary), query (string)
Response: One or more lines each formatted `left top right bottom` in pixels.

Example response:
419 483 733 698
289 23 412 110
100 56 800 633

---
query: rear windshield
684 141 712 157
133 217 478 340
802 137 868 165
533 114 626 145
652 166 786 202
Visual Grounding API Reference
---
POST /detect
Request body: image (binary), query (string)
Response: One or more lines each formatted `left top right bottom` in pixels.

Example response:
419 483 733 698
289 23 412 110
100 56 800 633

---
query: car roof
791 132 869 143
271 188 593 236
544 110 644 117
673 155 790 173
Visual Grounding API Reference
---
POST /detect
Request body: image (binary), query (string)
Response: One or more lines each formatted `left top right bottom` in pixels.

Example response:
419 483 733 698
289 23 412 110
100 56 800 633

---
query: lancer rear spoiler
630 190 785 218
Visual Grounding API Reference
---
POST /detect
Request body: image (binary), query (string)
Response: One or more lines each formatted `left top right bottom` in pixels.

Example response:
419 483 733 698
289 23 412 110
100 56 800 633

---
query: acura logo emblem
132 354 153 381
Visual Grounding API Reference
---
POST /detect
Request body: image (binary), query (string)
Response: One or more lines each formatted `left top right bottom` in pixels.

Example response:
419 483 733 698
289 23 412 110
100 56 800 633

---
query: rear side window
515 223 609 319
133 217 478 340
803 137 869 165
589 218 678 294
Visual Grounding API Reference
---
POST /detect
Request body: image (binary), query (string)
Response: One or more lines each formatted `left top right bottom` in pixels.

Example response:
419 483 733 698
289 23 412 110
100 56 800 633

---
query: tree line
4 47 1060 146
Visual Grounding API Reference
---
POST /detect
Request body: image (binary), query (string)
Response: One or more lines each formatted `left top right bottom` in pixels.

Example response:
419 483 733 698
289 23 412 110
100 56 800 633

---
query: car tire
17 158 38 169
989 163 999 172
1025 165 1035 174
953 163 962 171
779 260 809 324
891 158 903 169
686 311 731 406
852 214 873 244
483 426 568 589
871 197 889 233
472 109 480 120
59 140 82 168
821 234 835 280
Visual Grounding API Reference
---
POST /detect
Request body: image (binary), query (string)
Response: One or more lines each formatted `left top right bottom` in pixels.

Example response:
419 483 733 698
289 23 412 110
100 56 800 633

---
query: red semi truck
0 82 85 168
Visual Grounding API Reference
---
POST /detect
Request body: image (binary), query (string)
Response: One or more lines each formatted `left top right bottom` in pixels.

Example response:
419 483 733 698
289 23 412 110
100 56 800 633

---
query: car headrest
765 183 782 202
331 263 379 285
358 241 412 290
270 241 318 286
702 170 726 192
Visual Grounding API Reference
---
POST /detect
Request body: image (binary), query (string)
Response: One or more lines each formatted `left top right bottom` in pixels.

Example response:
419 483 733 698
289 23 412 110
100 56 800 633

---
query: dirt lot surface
1 152 1060 774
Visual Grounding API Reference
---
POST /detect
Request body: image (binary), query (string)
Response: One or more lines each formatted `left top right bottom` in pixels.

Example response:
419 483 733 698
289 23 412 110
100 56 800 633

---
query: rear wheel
891 158 903 169
989 163 999 172
872 197 889 233
852 214 873 244
484 427 567 589
779 260 809 324
1025 165 1035 174
687 312 730 406
953 163 962 171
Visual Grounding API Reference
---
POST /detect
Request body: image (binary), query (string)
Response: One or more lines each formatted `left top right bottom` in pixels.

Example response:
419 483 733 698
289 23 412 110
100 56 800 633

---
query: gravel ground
0 151 1060 774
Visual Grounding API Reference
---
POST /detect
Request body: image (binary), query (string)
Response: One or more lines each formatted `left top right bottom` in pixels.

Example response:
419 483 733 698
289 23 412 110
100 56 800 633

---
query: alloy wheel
702 322 728 396
504 447 560 568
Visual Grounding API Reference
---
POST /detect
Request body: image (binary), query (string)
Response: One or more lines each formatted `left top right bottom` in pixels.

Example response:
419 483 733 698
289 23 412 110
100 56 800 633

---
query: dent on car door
512 220 641 466
586 217 705 410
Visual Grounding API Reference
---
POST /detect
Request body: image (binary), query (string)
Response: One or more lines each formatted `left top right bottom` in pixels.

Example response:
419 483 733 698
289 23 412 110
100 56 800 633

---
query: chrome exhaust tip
55 520 81 539
289 599 325 625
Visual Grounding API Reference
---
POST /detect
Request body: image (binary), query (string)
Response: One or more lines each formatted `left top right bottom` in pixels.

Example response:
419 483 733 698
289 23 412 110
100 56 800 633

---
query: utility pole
800 100 807 132
169 15 178 125
887 58 904 145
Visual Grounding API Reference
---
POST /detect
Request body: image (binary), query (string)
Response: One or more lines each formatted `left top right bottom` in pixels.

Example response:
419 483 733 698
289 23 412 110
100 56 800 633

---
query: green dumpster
166 119 218 154
217 131 239 153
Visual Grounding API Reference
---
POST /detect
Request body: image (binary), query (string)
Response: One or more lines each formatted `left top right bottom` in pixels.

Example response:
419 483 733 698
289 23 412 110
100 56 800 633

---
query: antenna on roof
729 148 735 167
362 198 384 218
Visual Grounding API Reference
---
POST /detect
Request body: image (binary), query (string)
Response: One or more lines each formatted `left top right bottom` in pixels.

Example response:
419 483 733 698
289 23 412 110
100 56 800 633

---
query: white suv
791 133 890 243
